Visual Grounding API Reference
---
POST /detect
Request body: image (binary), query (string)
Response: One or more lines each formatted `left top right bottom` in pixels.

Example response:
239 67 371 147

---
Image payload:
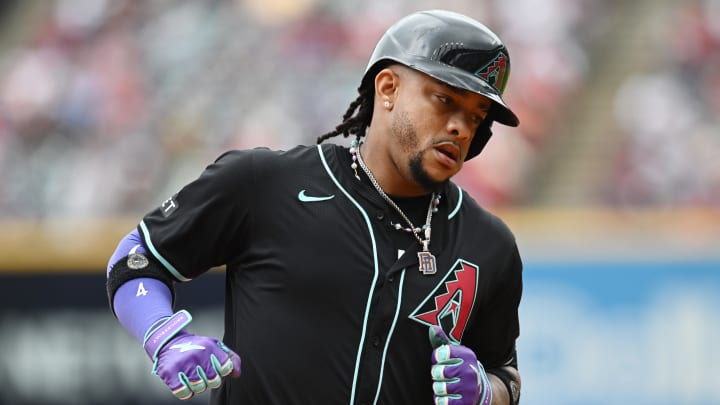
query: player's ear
374 67 399 107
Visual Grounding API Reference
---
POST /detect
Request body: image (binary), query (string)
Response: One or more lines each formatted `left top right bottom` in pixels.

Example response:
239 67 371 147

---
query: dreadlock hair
316 83 374 145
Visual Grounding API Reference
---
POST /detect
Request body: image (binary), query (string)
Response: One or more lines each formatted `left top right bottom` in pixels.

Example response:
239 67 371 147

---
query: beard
409 153 446 193
393 112 447 193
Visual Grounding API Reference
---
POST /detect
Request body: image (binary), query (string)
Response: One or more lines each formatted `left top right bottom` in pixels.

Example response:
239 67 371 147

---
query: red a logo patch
409 259 479 343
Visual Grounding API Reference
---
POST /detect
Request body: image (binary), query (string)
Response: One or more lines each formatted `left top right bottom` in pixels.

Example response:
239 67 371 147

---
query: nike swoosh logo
298 190 335 202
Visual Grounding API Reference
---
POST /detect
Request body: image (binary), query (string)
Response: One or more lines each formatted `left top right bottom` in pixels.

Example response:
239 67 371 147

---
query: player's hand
429 325 492 405
143 310 241 400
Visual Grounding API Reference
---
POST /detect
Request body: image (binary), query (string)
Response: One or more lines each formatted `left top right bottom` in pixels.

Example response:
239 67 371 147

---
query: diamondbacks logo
409 259 480 343
474 51 509 93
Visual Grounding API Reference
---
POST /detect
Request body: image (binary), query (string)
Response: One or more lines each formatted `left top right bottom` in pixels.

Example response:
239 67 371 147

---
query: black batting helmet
362 10 519 160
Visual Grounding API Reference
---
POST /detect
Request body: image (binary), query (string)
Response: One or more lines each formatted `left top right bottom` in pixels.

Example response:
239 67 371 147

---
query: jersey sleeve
468 241 523 369
138 149 258 281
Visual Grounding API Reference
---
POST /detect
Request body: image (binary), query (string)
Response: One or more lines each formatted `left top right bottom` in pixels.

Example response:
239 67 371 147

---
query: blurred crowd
1 0 688 219
608 0 720 207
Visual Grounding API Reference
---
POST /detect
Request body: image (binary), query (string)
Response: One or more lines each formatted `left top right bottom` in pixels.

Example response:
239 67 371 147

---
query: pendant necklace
351 140 439 275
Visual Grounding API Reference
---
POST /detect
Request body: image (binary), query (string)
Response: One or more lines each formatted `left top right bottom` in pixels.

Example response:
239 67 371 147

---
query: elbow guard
106 229 177 316
106 252 177 316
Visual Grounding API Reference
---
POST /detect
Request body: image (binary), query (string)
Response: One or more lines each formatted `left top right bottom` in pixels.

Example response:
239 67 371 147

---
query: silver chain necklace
354 143 438 275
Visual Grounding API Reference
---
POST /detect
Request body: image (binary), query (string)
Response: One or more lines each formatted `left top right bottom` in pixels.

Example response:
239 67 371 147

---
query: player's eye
436 94 451 104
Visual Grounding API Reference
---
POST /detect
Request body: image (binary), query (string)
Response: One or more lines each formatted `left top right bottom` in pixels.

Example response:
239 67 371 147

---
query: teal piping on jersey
139 220 191 282
317 145 380 405
448 183 463 220
372 269 407 405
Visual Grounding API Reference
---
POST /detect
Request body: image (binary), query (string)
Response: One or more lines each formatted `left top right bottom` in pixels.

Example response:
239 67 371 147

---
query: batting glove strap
143 310 192 360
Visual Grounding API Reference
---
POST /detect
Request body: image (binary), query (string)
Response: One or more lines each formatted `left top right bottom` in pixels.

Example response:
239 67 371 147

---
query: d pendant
418 251 437 275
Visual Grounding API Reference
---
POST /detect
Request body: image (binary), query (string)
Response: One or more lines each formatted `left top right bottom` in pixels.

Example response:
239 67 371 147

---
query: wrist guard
143 310 192 360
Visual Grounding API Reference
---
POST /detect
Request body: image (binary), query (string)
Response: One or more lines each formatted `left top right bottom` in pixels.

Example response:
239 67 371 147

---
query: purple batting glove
143 310 241 400
429 325 492 405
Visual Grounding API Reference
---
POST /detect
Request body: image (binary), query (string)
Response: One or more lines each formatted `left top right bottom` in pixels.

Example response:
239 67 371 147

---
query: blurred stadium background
0 0 718 404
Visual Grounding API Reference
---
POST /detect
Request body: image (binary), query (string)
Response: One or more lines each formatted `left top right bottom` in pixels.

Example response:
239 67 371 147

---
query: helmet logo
474 51 509 94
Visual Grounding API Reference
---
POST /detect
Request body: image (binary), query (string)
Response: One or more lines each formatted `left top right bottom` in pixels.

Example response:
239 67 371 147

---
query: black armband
106 253 177 316
489 367 521 405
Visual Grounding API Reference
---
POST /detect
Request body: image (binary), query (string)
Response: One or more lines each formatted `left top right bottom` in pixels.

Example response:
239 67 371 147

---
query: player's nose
445 111 474 141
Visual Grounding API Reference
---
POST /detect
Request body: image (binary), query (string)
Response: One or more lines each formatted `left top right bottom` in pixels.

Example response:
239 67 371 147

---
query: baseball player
106 9 522 405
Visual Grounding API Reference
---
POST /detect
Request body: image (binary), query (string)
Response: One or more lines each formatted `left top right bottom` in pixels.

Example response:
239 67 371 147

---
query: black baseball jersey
138 143 522 405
